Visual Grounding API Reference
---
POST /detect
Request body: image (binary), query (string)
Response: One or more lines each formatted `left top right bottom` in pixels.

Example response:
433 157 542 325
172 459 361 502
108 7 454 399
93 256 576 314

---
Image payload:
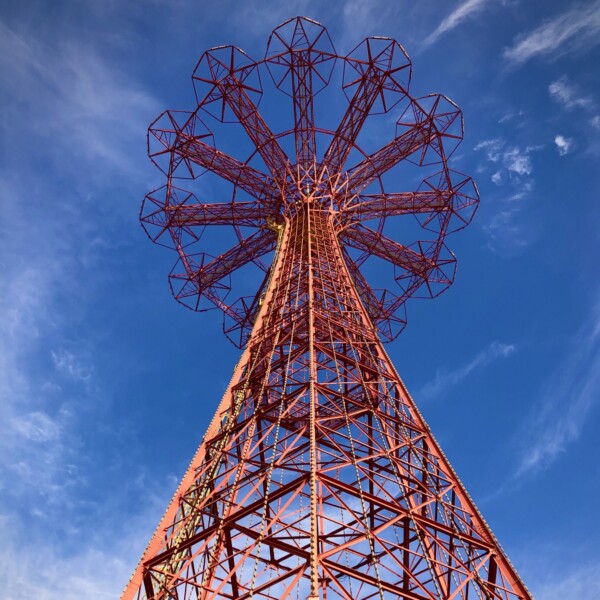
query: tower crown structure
125 17 532 600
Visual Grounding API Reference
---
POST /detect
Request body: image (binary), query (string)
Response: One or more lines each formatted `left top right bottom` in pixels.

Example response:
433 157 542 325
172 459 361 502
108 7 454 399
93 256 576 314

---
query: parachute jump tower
123 17 532 600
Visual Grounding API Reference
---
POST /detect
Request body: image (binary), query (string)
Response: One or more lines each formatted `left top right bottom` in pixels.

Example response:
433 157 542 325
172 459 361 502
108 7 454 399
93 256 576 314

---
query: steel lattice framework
123 17 532 600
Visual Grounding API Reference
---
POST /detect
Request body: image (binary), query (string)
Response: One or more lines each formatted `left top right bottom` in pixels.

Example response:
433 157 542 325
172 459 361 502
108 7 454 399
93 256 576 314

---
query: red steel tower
123 17 532 600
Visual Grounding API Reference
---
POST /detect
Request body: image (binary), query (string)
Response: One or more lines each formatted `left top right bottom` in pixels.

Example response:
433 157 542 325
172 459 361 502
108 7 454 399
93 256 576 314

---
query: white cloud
0 20 158 181
231 2 403 66
529 560 600 600
475 138 539 254
0 18 164 589
0 482 171 600
423 0 499 47
498 109 525 124
1 548 128 600
0 167 94 510
342 0 383 30
475 138 504 162
516 297 600 476
420 341 516 400
12 411 61 443
482 202 536 255
337 0 404 49
503 147 532 175
51 349 94 383
554 134 574 156
549 76 593 110
504 0 600 66
475 138 537 178
590 115 600 129
231 0 313 37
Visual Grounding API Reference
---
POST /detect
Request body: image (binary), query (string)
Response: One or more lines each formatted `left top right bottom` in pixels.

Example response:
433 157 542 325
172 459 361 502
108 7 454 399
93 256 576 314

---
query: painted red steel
126 17 531 600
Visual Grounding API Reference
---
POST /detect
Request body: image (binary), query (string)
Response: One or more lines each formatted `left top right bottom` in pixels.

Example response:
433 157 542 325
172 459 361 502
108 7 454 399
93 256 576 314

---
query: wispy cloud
483 206 537 258
516 298 600 476
0 15 157 449
341 0 392 44
0 17 166 598
475 138 504 162
0 211 165 594
232 0 401 50
420 341 516 400
0 20 159 181
528 559 600 600
0 180 74 468
491 170 502 185
549 76 593 110
497 109 525 124
474 138 538 178
503 147 533 175
0 479 172 600
423 0 496 48
51 348 94 383
0 205 87 514
504 1 600 66
474 137 540 254
232 0 313 37
554 134 574 156
12 411 62 443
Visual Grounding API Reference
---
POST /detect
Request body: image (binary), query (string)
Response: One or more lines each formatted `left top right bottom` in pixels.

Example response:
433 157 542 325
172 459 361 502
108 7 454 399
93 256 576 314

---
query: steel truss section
125 16 531 600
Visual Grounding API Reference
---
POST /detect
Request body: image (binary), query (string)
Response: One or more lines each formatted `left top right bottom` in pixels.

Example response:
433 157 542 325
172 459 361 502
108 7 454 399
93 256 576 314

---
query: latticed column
124 16 532 600
123 201 530 599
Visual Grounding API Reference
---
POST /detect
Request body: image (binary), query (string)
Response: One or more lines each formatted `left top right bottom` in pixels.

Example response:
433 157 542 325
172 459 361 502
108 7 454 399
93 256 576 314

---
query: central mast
305 199 321 600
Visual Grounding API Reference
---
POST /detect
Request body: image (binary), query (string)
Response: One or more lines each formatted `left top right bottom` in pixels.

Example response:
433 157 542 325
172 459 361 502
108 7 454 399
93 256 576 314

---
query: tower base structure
122 203 531 600
125 16 532 600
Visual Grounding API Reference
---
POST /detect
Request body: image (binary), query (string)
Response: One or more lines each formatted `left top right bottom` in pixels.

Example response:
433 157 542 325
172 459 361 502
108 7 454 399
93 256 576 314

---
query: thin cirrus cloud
474 138 539 254
515 296 600 477
232 0 313 36
549 76 599 140
504 0 600 66
0 19 159 181
422 0 502 48
0 203 89 512
0 18 165 599
0 484 170 600
549 76 594 111
0 15 157 478
420 341 516 400
51 348 94 383
528 559 600 600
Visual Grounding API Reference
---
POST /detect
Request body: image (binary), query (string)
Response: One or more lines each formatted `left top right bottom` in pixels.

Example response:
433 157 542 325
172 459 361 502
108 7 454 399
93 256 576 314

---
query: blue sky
1 0 599 597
